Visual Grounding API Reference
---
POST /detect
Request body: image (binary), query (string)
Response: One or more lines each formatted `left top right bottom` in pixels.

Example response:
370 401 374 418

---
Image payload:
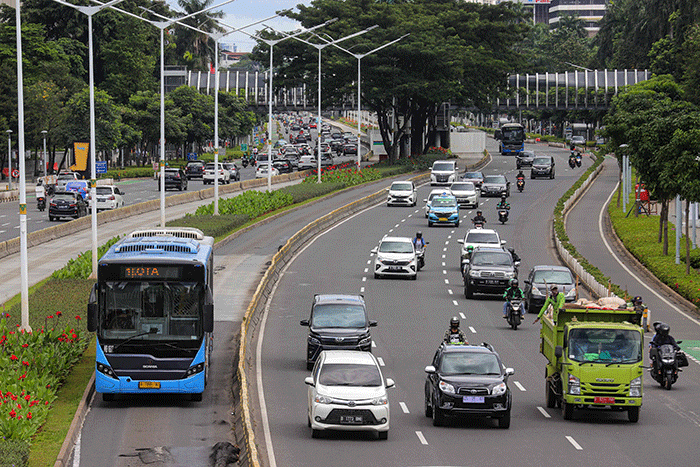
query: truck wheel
627 406 640 422
498 410 511 429
546 381 557 408
562 401 574 420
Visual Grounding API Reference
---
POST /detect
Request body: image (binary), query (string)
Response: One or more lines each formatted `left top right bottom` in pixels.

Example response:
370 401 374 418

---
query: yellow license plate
439 218 448 221
138 381 161 389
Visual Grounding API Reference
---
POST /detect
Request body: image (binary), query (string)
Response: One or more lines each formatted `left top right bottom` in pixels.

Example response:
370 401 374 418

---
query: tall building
548 0 607 35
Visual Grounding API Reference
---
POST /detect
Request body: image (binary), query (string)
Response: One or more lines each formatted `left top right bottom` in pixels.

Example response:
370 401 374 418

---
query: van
430 160 457 186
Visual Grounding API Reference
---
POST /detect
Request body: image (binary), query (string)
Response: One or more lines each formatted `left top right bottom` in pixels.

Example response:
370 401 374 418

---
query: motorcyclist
444 317 468 344
534 285 565 323
35 182 46 211
516 170 525 181
413 231 426 250
649 322 681 374
507 247 520 263
496 195 510 210
472 210 487 226
502 279 525 318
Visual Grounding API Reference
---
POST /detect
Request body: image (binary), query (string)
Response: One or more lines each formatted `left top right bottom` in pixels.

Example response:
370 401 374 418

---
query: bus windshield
502 127 525 143
100 281 204 341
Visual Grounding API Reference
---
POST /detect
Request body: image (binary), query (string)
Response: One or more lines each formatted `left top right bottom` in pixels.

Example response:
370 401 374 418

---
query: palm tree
175 0 226 71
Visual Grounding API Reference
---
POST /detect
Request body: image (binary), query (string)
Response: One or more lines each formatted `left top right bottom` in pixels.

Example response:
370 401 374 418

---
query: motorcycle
416 242 429 271
37 196 46 211
506 298 524 330
650 342 687 389
575 153 582 167
241 158 249 168
472 220 485 229
497 206 510 224
516 178 525 192
568 153 576 169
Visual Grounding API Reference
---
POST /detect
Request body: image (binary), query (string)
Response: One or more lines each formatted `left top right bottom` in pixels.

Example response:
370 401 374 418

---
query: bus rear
87 228 214 401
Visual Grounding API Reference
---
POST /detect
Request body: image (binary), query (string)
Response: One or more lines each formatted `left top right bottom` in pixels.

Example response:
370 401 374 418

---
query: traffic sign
95 161 107 174
12 169 19 178
241 143 248 152
187 153 197 161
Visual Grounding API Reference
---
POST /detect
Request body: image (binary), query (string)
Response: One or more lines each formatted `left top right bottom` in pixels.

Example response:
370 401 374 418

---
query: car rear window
484 175 506 184
465 232 499 244
95 186 114 195
450 183 474 191
533 157 551 165
318 363 381 387
311 304 367 328
53 193 76 201
440 353 500 376
533 270 574 284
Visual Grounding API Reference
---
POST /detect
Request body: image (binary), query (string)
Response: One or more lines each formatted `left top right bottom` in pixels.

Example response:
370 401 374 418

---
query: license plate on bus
340 415 363 424
138 381 161 389
463 396 484 403
594 397 615 404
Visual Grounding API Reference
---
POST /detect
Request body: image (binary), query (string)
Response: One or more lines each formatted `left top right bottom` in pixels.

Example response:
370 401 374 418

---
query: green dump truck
540 304 644 422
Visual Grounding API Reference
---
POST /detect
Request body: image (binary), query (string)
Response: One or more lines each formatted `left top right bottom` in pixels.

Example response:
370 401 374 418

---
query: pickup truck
540 304 644 422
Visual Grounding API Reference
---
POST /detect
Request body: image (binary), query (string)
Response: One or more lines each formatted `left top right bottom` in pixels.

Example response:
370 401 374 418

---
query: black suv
463 247 519 298
530 155 555 179
185 160 204 180
424 342 514 428
299 294 376 370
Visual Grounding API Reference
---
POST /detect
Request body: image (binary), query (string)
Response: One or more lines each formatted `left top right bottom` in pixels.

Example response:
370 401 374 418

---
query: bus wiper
113 328 158 352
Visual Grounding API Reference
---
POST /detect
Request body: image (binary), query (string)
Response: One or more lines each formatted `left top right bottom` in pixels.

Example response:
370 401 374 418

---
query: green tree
175 0 225 71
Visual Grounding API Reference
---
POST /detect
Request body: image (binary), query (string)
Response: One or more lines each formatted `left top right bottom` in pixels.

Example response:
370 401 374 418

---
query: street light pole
41 130 48 178
5 129 10 191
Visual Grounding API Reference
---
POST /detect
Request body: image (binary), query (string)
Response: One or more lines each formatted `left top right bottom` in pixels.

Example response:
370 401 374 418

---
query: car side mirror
87 284 98 332
514 261 521 268
385 378 395 389
305 376 314 386
371 248 378 254
524 280 531 285
505 368 515 376
424 365 436 374
677 340 683 344
501 240 507 245
369 320 377 327
457 239 464 244
300 319 309 326
423 199 428 203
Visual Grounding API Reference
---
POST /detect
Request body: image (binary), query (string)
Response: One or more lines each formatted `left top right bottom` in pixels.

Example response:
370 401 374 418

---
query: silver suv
430 160 457 186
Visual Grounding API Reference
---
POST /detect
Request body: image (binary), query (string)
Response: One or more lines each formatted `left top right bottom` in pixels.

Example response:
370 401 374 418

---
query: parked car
87 185 125 211
158 168 188 190
530 156 555 179
371 236 418 280
461 171 484 188
184 160 205 180
222 162 240 182
203 163 230 185
387 181 417 207
425 342 513 428
522 265 577 313
305 350 393 439
449 181 479 208
480 174 510 197
299 294 376 370
298 155 317 171
255 164 279 178
515 150 535 169
463 247 519 298
49 191 88 221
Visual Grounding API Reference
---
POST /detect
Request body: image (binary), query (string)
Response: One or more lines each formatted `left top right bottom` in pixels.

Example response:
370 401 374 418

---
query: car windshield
311 304 367 328
440 353 501 375
484 175 506 184
95 187 114 195
391 182 413 191
318 363 381 387
463 172 482 179
533 270 574 284
205 163 219 170
533 157 551 165
57 174 76 180
465 232 499 244
450 183 474 191
432 197 457 207
378 241 414 254
433 163 454 172
568 328 642 363
472 252 512 266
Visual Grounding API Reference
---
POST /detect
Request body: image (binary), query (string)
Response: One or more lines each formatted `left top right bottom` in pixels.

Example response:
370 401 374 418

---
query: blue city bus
87 228 214 402
498 123 525 155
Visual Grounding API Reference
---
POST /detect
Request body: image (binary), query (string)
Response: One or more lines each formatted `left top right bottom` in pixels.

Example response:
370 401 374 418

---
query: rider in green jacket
534 285 566 323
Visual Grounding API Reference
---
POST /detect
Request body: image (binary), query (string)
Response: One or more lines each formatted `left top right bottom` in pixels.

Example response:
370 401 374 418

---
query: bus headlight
185 363 205 377
97 362 118 380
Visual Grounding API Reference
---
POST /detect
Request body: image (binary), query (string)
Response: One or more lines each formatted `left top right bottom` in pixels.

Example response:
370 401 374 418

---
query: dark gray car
531 156 555 179
480 174 510 197
523 265 577 313
516 150 535 169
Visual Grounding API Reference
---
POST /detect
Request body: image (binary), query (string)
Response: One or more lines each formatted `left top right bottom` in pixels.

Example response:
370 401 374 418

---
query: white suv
430 160 457 186
387 181 416 207
87 185 125 211
203 163 230 185
371 236 418 280
457 228 506 272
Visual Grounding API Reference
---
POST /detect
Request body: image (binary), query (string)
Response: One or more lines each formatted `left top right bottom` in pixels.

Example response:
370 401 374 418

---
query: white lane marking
469 326 476 334
452 300 459 306
443 247 447 252
415 209 420 214
416 431 429 445
362 277 366 282
444 279 449 284
395 224 400 228
367 259 371 264
1 223 9 227
459 312 466 319
447 235 452 239
566 436 583 450
442 262 446 267
443 270 447 275
371 340 376 348
364 268 368 273
598 182 700 327
450 230 455 234
448 289 453 295
14 225 19 229
408 214 412 218
388 229 393 233
399 402 409 414
442 254 445 259
0 230 5 234
445 241 449 246
360 287 365 293
377 357 385 366
514 381 526 392
537 406 552 418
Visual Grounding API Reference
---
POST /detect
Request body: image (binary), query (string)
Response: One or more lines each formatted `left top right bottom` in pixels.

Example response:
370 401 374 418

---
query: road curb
54 373 95 467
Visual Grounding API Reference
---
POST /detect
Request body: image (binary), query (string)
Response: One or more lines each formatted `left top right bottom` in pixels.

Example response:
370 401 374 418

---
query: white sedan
306 350 394 439
255 165 280 178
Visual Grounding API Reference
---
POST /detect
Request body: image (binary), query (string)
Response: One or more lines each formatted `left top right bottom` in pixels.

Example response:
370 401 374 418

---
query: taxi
427 192 460 227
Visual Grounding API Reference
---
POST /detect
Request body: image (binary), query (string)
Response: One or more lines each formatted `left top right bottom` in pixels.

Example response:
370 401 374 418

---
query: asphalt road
254 138 689 467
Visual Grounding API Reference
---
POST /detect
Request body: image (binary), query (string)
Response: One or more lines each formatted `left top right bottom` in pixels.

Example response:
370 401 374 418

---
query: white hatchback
87 185 125 211
306 350 394 439
371 236 417 280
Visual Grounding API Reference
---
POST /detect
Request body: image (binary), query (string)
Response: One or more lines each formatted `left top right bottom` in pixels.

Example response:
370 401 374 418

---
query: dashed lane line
377 357 385 366
415 431 428 445
514 381 526 392
459 312 466 319
537 407 552 418
360 287 365 293
399 402 409 414
566 436 583 450
452 300 459 306
468 326 476 333
448 289 453 295
444 279 449 284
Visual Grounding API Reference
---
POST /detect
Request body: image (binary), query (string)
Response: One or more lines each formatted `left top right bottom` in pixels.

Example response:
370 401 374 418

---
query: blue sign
95 161 107 174
187 153 198 161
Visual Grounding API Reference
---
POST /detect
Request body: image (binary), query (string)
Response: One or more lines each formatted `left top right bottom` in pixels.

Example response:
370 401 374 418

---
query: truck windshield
568 328 642 363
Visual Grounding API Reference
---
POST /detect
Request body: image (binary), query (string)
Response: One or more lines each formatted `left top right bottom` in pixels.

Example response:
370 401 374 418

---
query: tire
531 173 535 179
511 320 518 330
546 380 557 408
49 216 54 222
664 372 673 390
306 362 314 371
562 400 574 420
432 404 445 427
377 431 388 440
190 392 203 402
178 184 183 191
311 429 322 438
411 274 417 281
628 406 640 423
498 410 511 429
428 221 433 227
374 273 381 279
464 282 473 299
425 390 433 418
102 393 114 402
455 221 460 227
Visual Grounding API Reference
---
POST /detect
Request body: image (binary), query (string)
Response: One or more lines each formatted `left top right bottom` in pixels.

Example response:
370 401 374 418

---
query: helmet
508 247 516 254
509 278 518 287
633 295 643 305
550 285 558 295
476 210 482 215
450 317 460 328
466 245 474 252
416 231 422 239
501 194 507 200
657 322 670 336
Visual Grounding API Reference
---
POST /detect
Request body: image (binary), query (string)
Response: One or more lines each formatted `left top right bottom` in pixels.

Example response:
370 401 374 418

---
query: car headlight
315 394 335 404
505 271 515 279
308 336 320 345
371 396 388 406
439 380 455 395
531 285 544 297
492 382 507 396
568 374 580 395
359 336 371 346
376 256 387 264
629 376 642 397
469 270 480 278
565 287 576 298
